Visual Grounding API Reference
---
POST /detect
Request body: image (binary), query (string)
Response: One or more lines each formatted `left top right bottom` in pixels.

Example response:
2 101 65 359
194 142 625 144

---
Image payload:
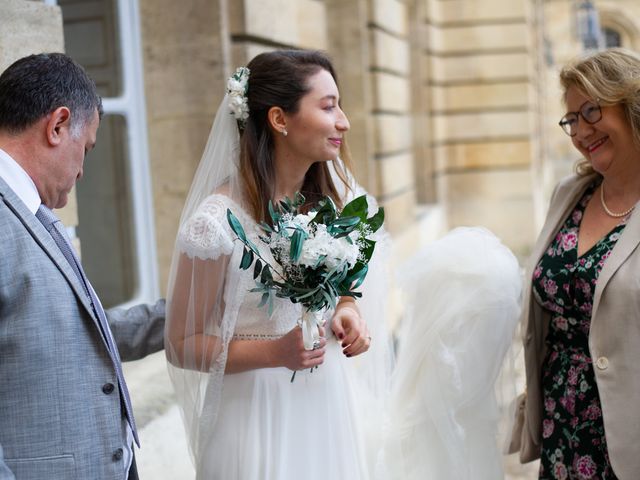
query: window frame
50 0 160 307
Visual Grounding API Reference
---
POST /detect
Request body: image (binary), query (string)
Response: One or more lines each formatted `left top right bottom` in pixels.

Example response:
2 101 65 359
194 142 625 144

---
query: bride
165 50 390 479
165 49 522 479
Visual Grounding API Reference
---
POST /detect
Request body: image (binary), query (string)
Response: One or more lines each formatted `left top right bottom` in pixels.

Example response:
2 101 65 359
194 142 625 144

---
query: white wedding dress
177 193 372 480
171 192 521 480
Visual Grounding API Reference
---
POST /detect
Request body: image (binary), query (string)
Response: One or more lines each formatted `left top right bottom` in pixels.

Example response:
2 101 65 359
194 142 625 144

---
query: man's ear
267 106 287 135
45 107 71 146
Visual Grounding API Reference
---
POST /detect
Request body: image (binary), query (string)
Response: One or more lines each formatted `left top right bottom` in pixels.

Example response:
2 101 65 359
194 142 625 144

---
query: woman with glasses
511 48 640 479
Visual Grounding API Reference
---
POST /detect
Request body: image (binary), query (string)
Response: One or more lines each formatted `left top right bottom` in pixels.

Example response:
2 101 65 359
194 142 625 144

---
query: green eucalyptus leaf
345 263 368 289
327 216 360 237
289 229 305 262
257 292 269 308
314 254 327 269
268 200 279 224
321 289 336 310
340 195 368 221
261 265 273 284
294 191 306 207
260 221 273 233
246 239 261 255
253 259 262 279
310 196 337 225
267 291 275 316
367 207 385 233
240 247 254 269
227 209 247 242
331 216 360 229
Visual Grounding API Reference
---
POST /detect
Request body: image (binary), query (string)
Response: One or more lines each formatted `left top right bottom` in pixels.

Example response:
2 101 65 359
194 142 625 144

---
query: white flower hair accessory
227 66 250 130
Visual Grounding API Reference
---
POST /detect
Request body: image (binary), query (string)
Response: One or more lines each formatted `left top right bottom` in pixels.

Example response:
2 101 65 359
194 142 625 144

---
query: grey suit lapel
0 177 99 327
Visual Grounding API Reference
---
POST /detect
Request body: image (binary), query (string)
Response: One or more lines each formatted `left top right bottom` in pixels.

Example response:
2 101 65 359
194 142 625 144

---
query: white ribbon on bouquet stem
300 309 324 350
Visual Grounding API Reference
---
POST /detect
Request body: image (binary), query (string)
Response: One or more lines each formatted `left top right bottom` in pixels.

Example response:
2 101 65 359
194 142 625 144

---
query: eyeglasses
558 100 602 136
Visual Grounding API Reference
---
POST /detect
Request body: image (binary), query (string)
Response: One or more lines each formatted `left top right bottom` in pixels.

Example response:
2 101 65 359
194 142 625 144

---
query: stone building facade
2 0 639 312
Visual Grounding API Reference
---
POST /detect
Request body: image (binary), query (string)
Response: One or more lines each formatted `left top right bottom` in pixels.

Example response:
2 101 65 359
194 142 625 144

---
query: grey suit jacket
515 173 640 479
0 177 165 480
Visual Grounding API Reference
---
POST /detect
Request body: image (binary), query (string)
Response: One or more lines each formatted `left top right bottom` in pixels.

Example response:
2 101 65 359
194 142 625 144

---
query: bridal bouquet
226 192 384 362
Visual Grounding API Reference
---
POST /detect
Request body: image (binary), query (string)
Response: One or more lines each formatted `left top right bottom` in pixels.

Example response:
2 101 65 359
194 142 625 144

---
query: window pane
77 115 137 307
59 0 123 98
603 27 622 48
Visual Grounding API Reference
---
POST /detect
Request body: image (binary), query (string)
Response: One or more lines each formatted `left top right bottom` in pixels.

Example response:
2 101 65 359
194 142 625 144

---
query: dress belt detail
232 333 283 340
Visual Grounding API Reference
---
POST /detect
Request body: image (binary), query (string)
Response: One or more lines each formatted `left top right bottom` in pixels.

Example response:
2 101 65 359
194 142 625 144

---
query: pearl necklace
600 183 636 218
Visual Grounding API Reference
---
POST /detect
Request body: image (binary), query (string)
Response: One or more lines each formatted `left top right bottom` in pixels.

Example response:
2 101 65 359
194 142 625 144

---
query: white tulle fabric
165 94 393 479
376 227 522 480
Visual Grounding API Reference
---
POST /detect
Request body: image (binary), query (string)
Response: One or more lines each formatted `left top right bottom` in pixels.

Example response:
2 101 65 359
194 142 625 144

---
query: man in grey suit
0 53 165 479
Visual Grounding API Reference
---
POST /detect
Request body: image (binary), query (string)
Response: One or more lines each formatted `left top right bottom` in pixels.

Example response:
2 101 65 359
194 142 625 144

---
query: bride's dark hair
239 49 353 222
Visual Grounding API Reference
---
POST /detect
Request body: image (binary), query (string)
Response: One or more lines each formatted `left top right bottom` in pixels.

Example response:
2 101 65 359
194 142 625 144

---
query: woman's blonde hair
559 48 640 175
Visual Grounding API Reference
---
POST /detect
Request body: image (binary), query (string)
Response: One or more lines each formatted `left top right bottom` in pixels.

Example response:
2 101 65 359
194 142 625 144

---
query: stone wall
141 0 431 288
425 0 539 256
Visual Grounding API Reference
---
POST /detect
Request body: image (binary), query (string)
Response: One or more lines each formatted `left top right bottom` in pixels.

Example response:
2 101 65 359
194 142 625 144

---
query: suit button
113 448 123 461
102 383 115 394
595 357 609 370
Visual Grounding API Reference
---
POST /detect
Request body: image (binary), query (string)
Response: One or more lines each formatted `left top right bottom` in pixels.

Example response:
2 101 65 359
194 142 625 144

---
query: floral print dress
532 184 625 480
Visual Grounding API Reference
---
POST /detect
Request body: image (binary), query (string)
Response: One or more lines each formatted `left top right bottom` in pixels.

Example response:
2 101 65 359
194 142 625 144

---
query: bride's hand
331 300 371 358
273 325 326 371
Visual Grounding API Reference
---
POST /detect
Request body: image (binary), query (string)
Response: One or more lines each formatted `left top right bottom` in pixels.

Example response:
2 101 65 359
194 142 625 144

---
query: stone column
325 0 376 196
428 0 538 255
367 0 417 235
140 0 231 289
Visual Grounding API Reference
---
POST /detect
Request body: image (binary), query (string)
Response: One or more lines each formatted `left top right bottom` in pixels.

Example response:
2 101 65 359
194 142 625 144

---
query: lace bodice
178 194 301 338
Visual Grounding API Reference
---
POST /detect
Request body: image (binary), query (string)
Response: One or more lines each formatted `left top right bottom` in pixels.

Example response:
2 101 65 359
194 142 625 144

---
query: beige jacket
513 173 640 479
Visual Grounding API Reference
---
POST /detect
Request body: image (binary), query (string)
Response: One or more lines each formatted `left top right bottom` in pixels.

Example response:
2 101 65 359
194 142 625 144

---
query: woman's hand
331 300 371 357
272 325 327 371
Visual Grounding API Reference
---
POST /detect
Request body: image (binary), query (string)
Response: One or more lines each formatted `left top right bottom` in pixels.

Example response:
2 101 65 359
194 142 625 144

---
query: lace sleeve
178 195 235 260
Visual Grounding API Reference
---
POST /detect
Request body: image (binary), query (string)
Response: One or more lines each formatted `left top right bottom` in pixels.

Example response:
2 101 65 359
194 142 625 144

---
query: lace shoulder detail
178 194 246 260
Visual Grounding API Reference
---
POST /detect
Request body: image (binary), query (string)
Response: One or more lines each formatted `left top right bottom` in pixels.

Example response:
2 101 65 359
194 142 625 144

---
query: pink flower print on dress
560 230 578 252
574 455 597 479
567 366 579 386
533 264 543 279
555 316 569 331
598 249 611 268
572 209 583 224
579 301 592 315
545 397 556 413
543 278 558 296
542 419 555 438
559 393 576 415
554 462 568 480
575 277 591 295
583 403 601 421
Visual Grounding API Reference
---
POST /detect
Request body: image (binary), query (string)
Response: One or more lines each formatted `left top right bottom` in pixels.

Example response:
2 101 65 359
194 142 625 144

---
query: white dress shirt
0 148 40 214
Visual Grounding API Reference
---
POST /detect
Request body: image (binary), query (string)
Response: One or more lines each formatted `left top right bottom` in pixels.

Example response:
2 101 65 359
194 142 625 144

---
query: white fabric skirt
197 339 370 480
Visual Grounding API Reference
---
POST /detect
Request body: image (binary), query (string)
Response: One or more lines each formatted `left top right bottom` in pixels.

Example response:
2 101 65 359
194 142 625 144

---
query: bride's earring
282 129 288 137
